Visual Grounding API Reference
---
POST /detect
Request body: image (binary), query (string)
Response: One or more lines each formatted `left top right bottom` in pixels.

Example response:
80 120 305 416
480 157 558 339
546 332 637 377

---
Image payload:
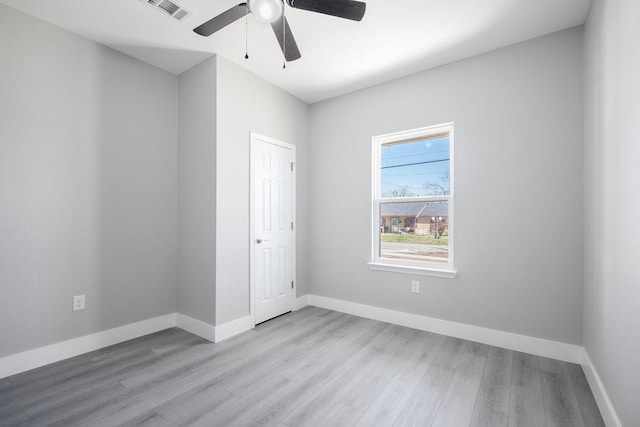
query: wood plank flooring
0 307 604 426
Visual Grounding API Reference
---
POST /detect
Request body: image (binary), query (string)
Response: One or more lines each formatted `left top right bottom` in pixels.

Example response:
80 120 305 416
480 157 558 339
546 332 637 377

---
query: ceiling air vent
139 0 191 21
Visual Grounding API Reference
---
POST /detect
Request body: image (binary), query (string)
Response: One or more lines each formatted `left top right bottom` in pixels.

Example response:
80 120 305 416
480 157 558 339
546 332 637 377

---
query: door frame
249 132 296 325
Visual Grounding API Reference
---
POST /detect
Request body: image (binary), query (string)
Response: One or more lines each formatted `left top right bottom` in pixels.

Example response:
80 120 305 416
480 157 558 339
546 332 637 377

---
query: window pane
379 201 449 264
380 136 450 198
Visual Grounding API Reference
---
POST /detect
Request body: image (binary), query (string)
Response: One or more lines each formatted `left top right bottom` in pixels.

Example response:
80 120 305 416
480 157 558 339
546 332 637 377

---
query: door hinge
291 222 294 230
291 281 294 289
290 162 294 172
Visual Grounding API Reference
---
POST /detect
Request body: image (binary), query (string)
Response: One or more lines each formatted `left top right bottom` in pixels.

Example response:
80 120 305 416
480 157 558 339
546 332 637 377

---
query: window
370 123 456 277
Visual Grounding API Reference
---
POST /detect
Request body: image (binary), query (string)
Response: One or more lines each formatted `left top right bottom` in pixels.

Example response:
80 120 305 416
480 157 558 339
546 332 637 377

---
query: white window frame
369 123 457 278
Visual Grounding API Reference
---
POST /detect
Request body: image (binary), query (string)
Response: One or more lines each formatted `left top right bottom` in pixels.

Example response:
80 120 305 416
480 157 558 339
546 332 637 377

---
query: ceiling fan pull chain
245 3 249 59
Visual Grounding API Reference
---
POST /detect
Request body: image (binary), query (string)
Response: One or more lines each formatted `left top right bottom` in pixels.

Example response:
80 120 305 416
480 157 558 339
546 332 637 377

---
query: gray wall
584 0 640 425
215 57 309 325
177 57 217 325
0 4 178 357
308 27 585 345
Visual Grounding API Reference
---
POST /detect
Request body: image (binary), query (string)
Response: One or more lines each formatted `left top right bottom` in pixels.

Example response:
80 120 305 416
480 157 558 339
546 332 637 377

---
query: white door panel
252 135 295 324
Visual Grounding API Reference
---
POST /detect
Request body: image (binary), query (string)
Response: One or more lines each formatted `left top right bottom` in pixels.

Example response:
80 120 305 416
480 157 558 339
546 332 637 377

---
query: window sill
367 262 458 278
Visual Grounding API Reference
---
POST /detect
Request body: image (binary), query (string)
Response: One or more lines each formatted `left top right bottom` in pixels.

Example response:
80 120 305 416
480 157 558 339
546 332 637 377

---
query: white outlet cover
411 281 420 293
73 294 86 311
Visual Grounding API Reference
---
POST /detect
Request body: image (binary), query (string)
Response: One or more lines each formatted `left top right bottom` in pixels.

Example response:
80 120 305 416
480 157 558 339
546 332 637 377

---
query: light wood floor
0 307 604 426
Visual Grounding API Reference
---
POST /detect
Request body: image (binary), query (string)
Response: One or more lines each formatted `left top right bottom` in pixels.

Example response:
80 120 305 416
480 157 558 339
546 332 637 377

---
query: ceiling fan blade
194 3 249 36
271 16 302 62
286 0 366 21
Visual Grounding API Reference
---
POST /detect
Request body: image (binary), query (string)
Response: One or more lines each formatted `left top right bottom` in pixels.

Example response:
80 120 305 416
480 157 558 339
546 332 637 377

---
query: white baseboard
214 315 254 342
176 313 215 342
0 311 257 379
0 313 176 379
294 294 309 310
582 351 622 427
307 294 584 364
176 313 255 343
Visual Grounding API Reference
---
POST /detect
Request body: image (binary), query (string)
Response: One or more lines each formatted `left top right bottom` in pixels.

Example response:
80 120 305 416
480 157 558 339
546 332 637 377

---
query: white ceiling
0 0 591 103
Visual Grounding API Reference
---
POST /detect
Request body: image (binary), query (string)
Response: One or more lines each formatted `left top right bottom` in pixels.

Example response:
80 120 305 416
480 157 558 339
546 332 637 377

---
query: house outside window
370 123 456 277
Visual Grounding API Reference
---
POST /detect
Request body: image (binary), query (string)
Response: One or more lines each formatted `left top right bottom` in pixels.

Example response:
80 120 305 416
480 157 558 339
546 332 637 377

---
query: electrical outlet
73 295 85 311
411 281 420 294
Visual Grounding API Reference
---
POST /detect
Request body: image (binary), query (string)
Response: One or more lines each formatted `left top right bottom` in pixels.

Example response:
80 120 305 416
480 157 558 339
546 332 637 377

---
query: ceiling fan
193 0 367 62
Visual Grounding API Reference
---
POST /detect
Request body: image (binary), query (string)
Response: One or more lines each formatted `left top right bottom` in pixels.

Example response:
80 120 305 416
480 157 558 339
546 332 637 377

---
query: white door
251 134 295 324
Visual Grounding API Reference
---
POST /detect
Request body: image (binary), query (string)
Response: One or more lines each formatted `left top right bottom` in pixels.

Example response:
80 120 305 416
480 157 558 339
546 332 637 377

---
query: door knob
256 238 269 244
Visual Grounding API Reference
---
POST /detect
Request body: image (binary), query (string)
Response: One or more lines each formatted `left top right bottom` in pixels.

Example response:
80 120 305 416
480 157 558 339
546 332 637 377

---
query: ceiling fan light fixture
248 0 284 24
